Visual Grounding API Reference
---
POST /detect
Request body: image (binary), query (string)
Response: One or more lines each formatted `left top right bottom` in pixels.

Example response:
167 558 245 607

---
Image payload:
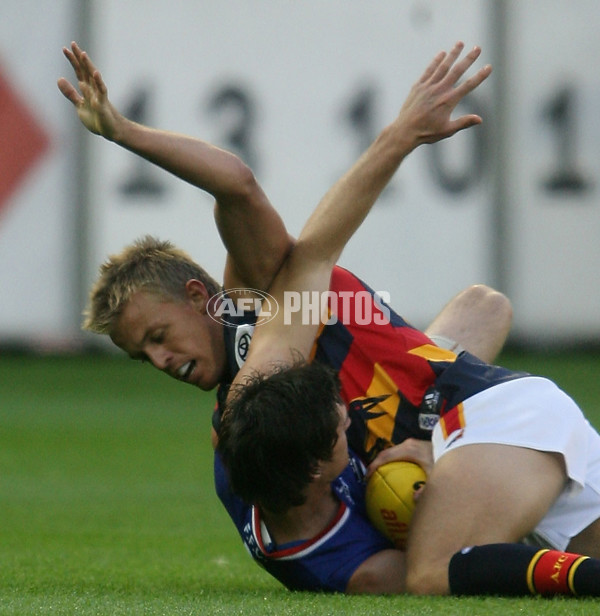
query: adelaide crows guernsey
214 266 524 463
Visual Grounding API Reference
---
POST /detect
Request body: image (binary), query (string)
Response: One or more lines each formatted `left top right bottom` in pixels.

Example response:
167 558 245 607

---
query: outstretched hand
57 41 122 141
396 41 492 147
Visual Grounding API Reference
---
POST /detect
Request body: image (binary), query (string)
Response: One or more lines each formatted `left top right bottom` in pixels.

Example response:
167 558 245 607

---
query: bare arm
297 43 491 267
57 42 293 291
232 42 493 387
346 549 408 594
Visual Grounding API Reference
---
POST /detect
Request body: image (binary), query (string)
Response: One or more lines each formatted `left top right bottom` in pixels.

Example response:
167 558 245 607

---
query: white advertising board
87 0 492 330
0 0 77 346
4 1 597 347
505 0 600 343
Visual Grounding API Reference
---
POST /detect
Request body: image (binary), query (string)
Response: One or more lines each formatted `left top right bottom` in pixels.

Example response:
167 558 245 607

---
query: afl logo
208 288 279 328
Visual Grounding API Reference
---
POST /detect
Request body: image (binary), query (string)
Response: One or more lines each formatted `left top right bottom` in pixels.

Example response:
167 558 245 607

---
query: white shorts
432 376 600 550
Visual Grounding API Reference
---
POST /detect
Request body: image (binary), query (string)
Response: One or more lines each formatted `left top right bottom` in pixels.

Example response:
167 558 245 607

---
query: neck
260 482 340 546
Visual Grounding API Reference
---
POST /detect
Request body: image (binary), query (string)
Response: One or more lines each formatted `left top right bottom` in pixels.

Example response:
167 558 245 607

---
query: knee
466 284 513 327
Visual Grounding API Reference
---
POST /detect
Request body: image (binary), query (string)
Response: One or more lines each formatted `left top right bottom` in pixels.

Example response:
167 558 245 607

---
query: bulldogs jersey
214 266 526 463
214 449 393 592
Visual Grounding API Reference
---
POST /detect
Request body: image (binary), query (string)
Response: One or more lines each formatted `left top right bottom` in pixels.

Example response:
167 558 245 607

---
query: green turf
1 351 599 614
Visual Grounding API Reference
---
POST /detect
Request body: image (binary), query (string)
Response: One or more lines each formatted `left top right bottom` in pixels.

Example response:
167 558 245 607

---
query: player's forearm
296 120 416 266
297 42 491 268
231 121 417 380
109 117 255 200
241 119 418 366
60 42 267 224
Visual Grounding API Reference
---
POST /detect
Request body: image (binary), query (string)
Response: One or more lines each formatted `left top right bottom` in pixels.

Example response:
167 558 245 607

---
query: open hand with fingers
394 41 492 149
57 41 124 141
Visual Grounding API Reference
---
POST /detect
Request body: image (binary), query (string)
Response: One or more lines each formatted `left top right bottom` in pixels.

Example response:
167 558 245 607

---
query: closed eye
150 331 165 344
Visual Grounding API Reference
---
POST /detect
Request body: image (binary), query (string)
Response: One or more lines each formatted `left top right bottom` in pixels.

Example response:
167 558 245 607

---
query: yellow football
365 461 427 550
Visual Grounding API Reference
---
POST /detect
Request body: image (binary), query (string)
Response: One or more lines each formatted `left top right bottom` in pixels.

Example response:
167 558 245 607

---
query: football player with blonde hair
58 41 512 427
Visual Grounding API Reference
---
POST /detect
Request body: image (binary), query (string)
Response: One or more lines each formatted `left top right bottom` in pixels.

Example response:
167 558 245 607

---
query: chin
196 374 219 391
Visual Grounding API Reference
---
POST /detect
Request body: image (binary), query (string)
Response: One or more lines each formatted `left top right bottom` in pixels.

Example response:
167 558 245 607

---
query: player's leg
568 518 600 557
404 443 566 595
447 434 600 597
565 425 600 557
425 284 512 363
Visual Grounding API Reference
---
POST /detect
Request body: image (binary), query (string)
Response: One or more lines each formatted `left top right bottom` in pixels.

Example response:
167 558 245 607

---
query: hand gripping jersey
214 266 523 463
214 448 393 592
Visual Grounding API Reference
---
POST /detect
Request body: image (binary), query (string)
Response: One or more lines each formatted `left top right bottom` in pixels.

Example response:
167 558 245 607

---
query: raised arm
233 42 492 384
57 42 293 291
298 43 490 266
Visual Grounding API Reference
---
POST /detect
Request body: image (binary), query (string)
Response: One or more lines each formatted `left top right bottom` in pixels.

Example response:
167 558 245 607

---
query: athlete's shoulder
330 265 364 292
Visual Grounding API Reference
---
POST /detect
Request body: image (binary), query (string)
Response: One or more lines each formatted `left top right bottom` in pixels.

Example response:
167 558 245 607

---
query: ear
310 465 323 481
184 279 210 313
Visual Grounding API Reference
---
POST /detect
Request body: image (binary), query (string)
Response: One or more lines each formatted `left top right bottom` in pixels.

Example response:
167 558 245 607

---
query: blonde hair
83 235 220 334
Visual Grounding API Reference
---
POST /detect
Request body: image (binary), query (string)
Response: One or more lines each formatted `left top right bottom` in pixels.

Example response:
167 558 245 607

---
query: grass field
1 349 600 615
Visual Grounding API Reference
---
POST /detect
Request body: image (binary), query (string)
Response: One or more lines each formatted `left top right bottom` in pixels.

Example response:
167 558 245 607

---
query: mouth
176 360 196 382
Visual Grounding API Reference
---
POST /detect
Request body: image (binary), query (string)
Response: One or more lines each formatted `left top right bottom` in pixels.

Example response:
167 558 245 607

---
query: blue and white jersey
214 449 393 592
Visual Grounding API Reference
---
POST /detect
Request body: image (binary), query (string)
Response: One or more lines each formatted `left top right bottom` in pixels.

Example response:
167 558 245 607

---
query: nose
145 346 172 371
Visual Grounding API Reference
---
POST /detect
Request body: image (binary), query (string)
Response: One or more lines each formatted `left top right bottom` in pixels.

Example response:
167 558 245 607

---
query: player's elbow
346 550 407 595
405 562 449 596
346 569 388 594
227 158 262 201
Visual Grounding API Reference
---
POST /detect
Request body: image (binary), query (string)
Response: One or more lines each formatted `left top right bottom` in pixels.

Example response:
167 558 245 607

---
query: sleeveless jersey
214 266 526 463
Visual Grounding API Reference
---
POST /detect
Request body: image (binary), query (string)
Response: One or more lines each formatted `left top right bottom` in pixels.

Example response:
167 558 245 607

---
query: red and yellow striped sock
449 543 599 597
526 548 589 595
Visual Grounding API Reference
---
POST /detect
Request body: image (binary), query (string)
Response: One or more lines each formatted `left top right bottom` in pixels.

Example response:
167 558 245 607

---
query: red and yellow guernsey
215 266 525 464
